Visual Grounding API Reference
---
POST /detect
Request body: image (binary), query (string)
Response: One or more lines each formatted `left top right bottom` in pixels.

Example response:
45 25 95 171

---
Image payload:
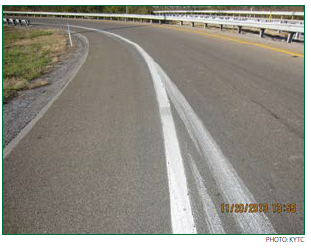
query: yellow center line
151 24 304 58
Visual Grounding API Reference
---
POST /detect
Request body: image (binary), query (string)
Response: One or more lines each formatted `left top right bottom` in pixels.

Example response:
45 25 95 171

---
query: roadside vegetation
3 26 69 103
3 5 304 13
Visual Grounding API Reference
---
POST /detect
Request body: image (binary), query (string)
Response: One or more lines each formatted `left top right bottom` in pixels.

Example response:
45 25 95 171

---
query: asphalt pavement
3 18 304 234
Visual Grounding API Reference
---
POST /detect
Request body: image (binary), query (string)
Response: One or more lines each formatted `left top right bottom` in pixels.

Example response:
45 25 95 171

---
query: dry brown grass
13 29 68 64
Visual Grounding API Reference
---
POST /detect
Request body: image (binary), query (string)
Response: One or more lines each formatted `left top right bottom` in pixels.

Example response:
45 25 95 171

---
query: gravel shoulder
3 32 89 148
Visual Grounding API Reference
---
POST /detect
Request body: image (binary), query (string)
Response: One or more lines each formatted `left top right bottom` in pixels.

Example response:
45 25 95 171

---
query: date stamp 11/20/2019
220 203 296 214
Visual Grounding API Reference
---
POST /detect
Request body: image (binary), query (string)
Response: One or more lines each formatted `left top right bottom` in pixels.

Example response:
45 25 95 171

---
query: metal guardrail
160 14 303 25
3 17 74 47
3 17 30 26
164 15 304 33
153 10 304 17
3 11 304 43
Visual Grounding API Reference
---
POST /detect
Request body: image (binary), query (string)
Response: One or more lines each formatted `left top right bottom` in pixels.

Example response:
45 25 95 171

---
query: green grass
3 26 68 103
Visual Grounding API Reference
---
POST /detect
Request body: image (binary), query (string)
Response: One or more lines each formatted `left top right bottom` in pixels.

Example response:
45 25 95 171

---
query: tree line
3 6 152 14
3 5 304 14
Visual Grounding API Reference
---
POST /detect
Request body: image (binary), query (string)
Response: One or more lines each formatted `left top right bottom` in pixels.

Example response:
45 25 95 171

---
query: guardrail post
295 32 300 39
259 28 265 38
287 32 294 43
237 26 242 34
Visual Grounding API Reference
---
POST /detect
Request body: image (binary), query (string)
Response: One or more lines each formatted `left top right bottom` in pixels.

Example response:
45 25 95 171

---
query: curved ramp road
3 18 304 234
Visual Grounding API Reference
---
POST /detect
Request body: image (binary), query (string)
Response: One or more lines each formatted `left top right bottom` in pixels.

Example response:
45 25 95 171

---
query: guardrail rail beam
3 11 304 44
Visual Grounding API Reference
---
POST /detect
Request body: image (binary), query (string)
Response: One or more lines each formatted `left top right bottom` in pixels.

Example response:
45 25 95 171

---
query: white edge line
69 23 197 234
18 21 197 234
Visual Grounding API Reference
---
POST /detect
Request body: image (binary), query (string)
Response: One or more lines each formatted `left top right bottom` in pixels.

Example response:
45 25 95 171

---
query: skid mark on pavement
34 21 277 234
188 154 226 234
156 63 276 234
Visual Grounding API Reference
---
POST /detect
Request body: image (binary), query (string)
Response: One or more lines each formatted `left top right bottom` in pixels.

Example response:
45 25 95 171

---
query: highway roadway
3 18 304 234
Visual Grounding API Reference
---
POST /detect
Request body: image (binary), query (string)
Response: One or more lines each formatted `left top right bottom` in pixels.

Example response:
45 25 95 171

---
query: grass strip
3 26 69 103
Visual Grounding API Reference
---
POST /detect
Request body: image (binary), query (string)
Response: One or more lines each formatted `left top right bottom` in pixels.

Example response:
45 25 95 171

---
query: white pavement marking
64 24 197 234
156 64 276 234
189 155 226 234
30 22 276 234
